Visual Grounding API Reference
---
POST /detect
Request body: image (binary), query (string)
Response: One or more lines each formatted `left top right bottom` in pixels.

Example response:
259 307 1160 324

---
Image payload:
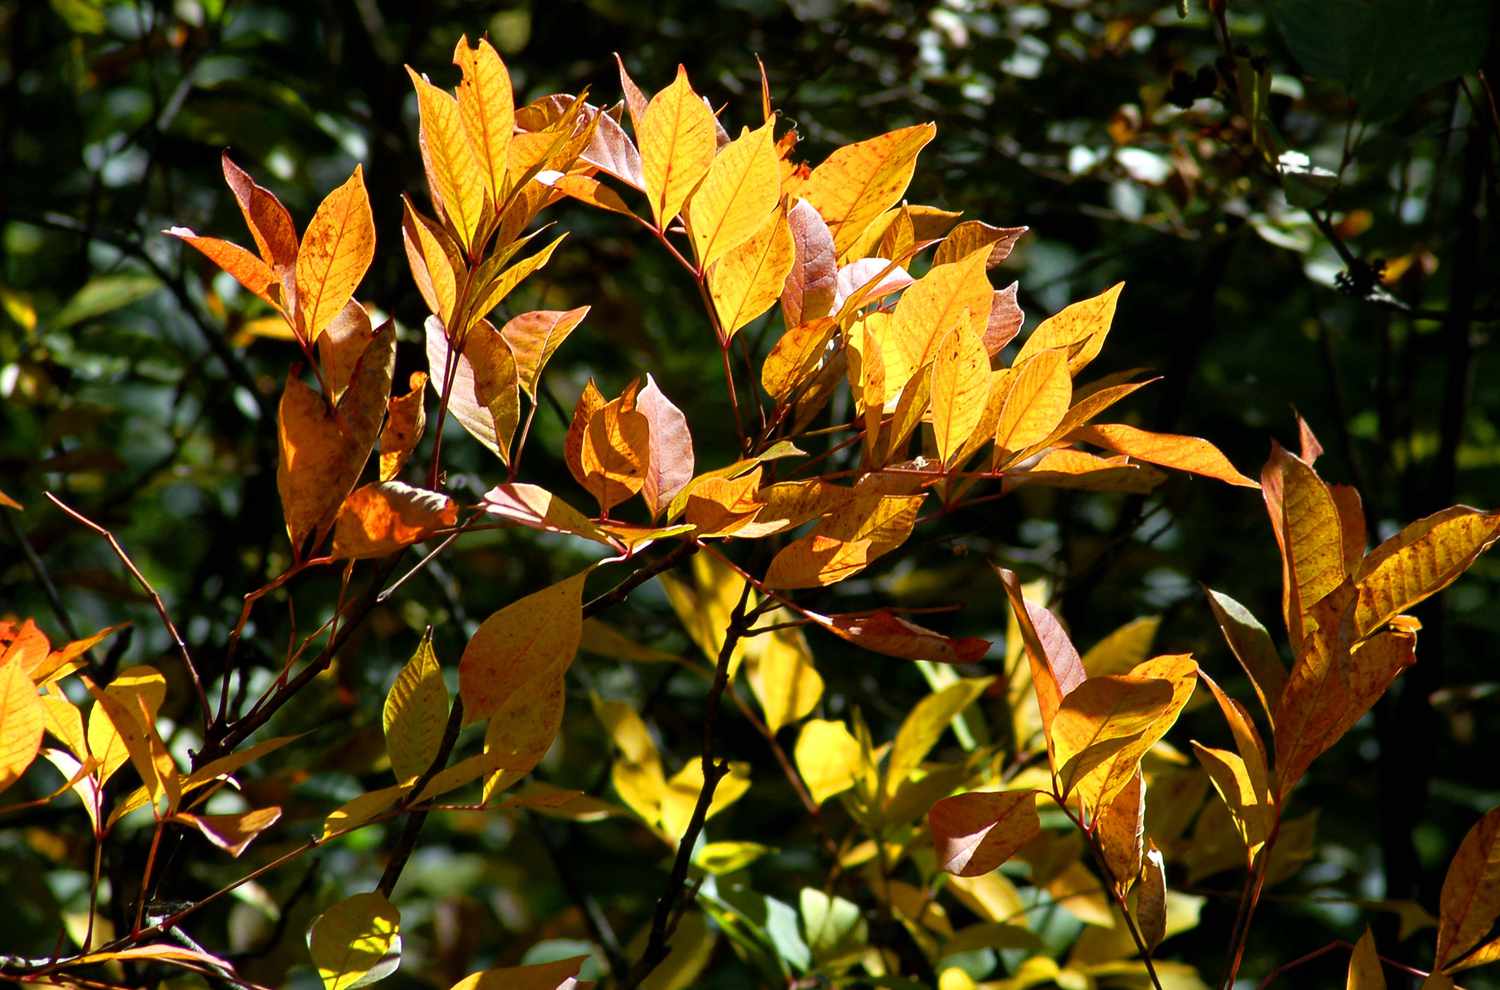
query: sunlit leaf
802 123 936 257
480 483 615 547
660 758 751 841
1435 806 1500 971
172 806 281 858
1051 675 1174 796
452 35 514 204
782 198 839 325
929 789 1042 877
640 65 717 228
803 607 989 663
995 347 1071 457
931 313 991 467
407 66 487 250
458 568 588 723
887 677 993 800
1204 588 1286 728
449 955 587 990
166 228 280 308
795 719 863 805
763 491 925 589
425 316 521 465
379 372 428 482
1352 506 1500 639
1075 423 1259 488
1014 282 1122 375
383 629 449 785
0 657 44 796
581 383 651 514
307 891 402 990
222 152 299 276
636 374 695 517
502 306 590 397
709 206 795 337
331 482 458 560
295 166 376 342
688 120 780 268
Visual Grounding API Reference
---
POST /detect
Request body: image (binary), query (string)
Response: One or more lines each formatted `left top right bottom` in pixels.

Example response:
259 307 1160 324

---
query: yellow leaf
1069 654 1197 812
1051 674 1175 797
484 669 566 778
802 123 936 257
449 956 587 990
709 206 795 337
929 789 1042 877
885 248 991 391
931 313 991 467
886 678 993 801
165 228 280 308
1435 806 1500 971
688 120 781 268
171 806 282 858
307 891 402 990
84 665 166 788
452 35 514 203
994 347 1071 456
1274 446 1346 646
501 306 590 397
322 785 403 840
1136 843 1167 950
696 840 773 874
639 65 718 228
0 658 44 796
660 758 751 840
661 552 754 676
383 630 449 785
467 232 568 330
379 372 427 482
554 172 638 218
331 482 458 560
1080 617 1160 678
458 568 588 723
406 66 487 250
762 491 925 589
761 317 837 399
295 166 376 343
1096 771 1145 888
934 220 1028 269
1191 743 1273 860
1014 282 1122 375
745 625 823 733
795 719 863 805
997 567 1087 751
1353 506 1500 640
1075 423 1259 488
183 733 302 794
594 694 667 824
401 198 457 325
1348 928 1386 989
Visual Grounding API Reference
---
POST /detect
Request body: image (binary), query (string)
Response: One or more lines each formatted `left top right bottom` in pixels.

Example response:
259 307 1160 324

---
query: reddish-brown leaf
929 789 1042 877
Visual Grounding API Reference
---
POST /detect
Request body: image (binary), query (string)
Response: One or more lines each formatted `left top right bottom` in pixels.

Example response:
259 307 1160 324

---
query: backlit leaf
581 384 652 514
295 166 376 342
886 248 991 391
1074 654 1198 810
1137 843 1167 950
746 625 823 734
763 491 925 589
331 482 457 560
452 35 514 203
997 567 1087 745
1352 506 1500 639
1348 928 1385 989
401 199 458 324
782 198 838 325
636 374 695 516
379 373 427 482
425 316 521 465
709 206 795 337
1205 589 1286 727
795 719 863 805
1051 675 1174 796
804 608 989 663
931 314 991 467
84 665 166 788
449 956 587 990
1014 282 1122 375
383 630 449 785
165 228 280 307
172 806 281 858
995 347 1071 457
688 120 780 268
480 483 615 547
222 152 299 275
459 569 588 723
1097 771 1145 888
661 758 751 841
502 306 590 397
886 677 993 799
934 221 1028 269
1080 617 1160 678
1075 423 1259 488
640 66 717 228
307 891 402 990
0 658 44 796
802 123 936 257
407 66 487 250
929 789 1042 877
1435 806 1500 971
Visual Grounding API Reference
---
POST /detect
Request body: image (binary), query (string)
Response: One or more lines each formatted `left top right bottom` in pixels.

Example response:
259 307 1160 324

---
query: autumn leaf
996 567 1087 745
407 65 487 250
382 630 449 786
171 807 281 858
317 301 377 402
802 123 936 257
661 758 751 841
580 384 652 514
458 569 588 723
165 228 280 308
782 198 838 325
1137 843 1168 950
448 956 588 990
0 656 45 796
1435 806 1500 972
1074 423 1259 488
379 372 427 482
744 624 823 734
1014 282 1122 375
1072 654 1198 810
929 790 1042 877
1204 588 1286 728
501 307 590 397
452 35 514 204
307 892 402 990
484 667 566 778
480 483 615 547
1351 506 1500 640
295 166 376 343
709 206 795 338
935 220 1028 269
931 314 991 467
1051 674 1174 797
885 248 991 391
763 491 925 589
1097 771 1145 889
331 482 457 560
803 608 989 663
995 347 1072 457
221 151 299 276
688 120 780 268
1347 928 1385 989
795 719 863 805
636 374 695 516
564 379 606 492
639 65 717 228
886 678 992 800
84 665 166 788
424 316 521 465
402 198 459 325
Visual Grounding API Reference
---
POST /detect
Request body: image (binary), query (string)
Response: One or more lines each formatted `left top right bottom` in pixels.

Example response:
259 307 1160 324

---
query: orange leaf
688 120 780 268
762 317 836 401
0 657 45 796
929 789 1042 877
1352 506 1500 640
709 206 795 338
165 228 280 308
1436 807 1500 971
294 165 376 343
581 385 651 514
1097 770 1145 888
615 54 649 134
553 172 638 218
453 35 514 204
481 483 616 548
497 307 589 400
425 317 521 465
221 151 298 275
172 806 281 858
934 220 1027 269
639 65 717 228
402 198 459 324
331 482 458 560
1271 444 1346 649
763 492 924 589
407 65 487 250
802 123 936 258
683 467 764 538
379 372 428 482
804 608 989 663
564 379 606 492
1074 423 1259 488
1051 674 1175 796
994 347 1071 457
467 232 568 331
458 569 588 723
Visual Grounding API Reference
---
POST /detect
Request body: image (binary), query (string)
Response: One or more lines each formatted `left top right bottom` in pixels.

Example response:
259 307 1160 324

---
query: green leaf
383 629 449 784
800 888 868 964
885 677 993 801
53 272 161 329
307 892 402 989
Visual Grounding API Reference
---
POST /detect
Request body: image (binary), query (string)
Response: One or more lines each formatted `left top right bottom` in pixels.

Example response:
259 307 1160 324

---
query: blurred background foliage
1 0 1497 987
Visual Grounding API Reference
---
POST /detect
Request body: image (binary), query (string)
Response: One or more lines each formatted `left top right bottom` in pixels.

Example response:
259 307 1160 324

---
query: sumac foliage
2 36 1498 990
